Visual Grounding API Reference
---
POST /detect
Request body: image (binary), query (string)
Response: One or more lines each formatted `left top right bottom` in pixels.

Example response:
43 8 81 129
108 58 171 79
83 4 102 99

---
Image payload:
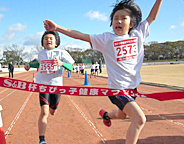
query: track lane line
69 75 184 131
141 107 184 128
5 92 33 138
67 95 107 143
0 76 32 101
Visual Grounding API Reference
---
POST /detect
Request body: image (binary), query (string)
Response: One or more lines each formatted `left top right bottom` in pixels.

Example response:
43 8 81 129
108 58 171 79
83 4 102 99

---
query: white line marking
5 92 33 138
0 90 16 102
0 88 8 93
141 107 184 128
0 76 32 101
67 95 107 143
177 99 184 103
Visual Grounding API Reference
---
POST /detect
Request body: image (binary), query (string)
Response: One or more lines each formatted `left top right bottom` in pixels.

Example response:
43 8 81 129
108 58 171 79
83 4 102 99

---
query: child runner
75 63 80 77
80 63 85 75
43 0 162 143
24 31 74 144
89 62 96 78
95 61 99 76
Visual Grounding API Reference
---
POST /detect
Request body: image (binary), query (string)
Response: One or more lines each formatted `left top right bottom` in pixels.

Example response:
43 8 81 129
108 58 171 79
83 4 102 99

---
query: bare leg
108 109 126 119
49 108 57 115
38 105 49 136
107 102 146 144
123 102 146 144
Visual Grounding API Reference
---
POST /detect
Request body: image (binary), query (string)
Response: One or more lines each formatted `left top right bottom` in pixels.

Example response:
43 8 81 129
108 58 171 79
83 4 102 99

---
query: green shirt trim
29 62 39 68
28 61 73 71
62 62 73 71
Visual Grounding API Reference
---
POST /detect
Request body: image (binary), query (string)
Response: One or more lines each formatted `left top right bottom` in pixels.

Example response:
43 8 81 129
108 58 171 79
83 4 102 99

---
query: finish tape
0 77 183 101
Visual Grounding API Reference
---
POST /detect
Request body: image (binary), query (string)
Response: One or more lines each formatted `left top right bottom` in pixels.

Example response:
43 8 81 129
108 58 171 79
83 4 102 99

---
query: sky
0 0 184 58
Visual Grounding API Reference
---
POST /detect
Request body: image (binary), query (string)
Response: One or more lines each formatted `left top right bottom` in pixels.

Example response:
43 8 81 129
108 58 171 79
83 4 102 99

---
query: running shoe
99 109 111 127
39 140 46 144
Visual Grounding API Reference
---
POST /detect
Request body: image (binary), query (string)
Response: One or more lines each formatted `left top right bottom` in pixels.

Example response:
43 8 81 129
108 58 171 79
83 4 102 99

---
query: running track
0 71 184 144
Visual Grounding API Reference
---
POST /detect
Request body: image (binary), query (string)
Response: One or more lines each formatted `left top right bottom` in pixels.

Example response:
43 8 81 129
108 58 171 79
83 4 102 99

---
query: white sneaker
40 141 46 144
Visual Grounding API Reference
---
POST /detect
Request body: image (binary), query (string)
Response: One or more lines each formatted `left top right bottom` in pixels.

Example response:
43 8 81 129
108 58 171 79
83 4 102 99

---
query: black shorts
39 93 61 110
80 69 84 74
108 88 137 111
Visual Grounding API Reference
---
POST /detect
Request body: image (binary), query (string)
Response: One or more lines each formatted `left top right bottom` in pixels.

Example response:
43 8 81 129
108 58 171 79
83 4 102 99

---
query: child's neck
45 47 56 50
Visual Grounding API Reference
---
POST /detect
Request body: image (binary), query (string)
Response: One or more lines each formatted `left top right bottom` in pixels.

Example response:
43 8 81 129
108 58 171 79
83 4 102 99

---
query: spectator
98 58 102 73
8 61 14 78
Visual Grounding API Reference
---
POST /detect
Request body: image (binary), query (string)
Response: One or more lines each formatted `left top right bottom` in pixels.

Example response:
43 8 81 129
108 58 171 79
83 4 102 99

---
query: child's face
43 34 57 49
112 9 133 36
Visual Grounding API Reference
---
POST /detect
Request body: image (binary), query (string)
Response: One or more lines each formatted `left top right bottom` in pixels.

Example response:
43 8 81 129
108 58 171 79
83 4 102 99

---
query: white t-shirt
90 64 96 69
90 20 149 89
75 65 80 71
36 48 75 86
95 64 99 69
80 65 85 70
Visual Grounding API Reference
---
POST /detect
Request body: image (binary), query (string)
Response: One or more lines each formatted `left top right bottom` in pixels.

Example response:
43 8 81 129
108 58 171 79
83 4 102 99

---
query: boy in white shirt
89 62 96 78
24 31 74 144
80 63 85 75
95 61 99 76
43 0 162 143
75 63 80 77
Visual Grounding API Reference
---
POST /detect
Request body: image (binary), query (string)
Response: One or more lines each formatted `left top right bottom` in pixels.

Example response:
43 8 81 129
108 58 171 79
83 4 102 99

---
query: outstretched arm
146 0 162 25
44 20 91 43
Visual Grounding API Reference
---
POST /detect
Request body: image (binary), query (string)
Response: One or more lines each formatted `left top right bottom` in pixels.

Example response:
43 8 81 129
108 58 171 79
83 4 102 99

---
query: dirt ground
0 70 184 144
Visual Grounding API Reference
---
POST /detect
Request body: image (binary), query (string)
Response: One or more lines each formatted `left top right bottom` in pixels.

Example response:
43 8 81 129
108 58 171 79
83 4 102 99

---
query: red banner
0 77 184 101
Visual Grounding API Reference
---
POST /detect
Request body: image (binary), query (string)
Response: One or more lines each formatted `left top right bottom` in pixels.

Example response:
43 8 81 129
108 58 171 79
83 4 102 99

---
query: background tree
23 45 43 62
3 44 26 65
67 49 104 64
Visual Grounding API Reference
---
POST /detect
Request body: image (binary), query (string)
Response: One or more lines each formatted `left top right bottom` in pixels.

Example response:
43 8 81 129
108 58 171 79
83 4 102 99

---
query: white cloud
7 23 27 33
0 7 9 11
0 14 4 22
169 25 176 30
85 10 109 21
23 31 44 46
61 41 90 51
181 19 184 27
3 23 27 43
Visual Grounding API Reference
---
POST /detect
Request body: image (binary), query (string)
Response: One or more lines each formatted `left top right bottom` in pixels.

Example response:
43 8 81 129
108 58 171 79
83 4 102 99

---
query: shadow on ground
98 136 184 144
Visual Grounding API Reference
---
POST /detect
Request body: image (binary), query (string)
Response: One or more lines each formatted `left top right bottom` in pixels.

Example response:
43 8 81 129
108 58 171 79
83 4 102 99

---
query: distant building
64 47 83 52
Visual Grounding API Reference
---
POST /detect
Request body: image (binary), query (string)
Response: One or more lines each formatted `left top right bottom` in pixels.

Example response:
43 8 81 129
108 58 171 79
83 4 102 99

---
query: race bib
114 38 137 62
40 60 55 74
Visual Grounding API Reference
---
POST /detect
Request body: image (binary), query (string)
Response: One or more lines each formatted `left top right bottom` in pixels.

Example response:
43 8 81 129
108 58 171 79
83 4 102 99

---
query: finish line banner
0 77 184 101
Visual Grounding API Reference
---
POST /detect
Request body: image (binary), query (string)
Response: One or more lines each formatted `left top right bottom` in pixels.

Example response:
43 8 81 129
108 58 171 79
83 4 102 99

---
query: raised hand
24 64 30 71
44 20 57 31
52 57 63 67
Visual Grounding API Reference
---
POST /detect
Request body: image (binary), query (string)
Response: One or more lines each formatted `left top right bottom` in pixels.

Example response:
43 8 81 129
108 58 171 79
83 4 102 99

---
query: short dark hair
41 31 60 48
110 0 142 32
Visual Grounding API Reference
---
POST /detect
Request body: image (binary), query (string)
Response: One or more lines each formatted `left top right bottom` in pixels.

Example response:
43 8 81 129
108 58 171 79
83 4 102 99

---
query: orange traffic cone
0 105 6 144
33 73 35 83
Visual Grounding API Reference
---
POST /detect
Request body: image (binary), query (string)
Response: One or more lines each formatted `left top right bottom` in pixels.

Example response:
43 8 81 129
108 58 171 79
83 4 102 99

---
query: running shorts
39 93 61 110
91 69 95 72
108 88 137 111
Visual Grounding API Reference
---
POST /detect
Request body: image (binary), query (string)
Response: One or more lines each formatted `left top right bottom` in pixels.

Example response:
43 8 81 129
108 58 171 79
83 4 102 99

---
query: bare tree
34 45 43 54
20 45 43 62
3 44 26 64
